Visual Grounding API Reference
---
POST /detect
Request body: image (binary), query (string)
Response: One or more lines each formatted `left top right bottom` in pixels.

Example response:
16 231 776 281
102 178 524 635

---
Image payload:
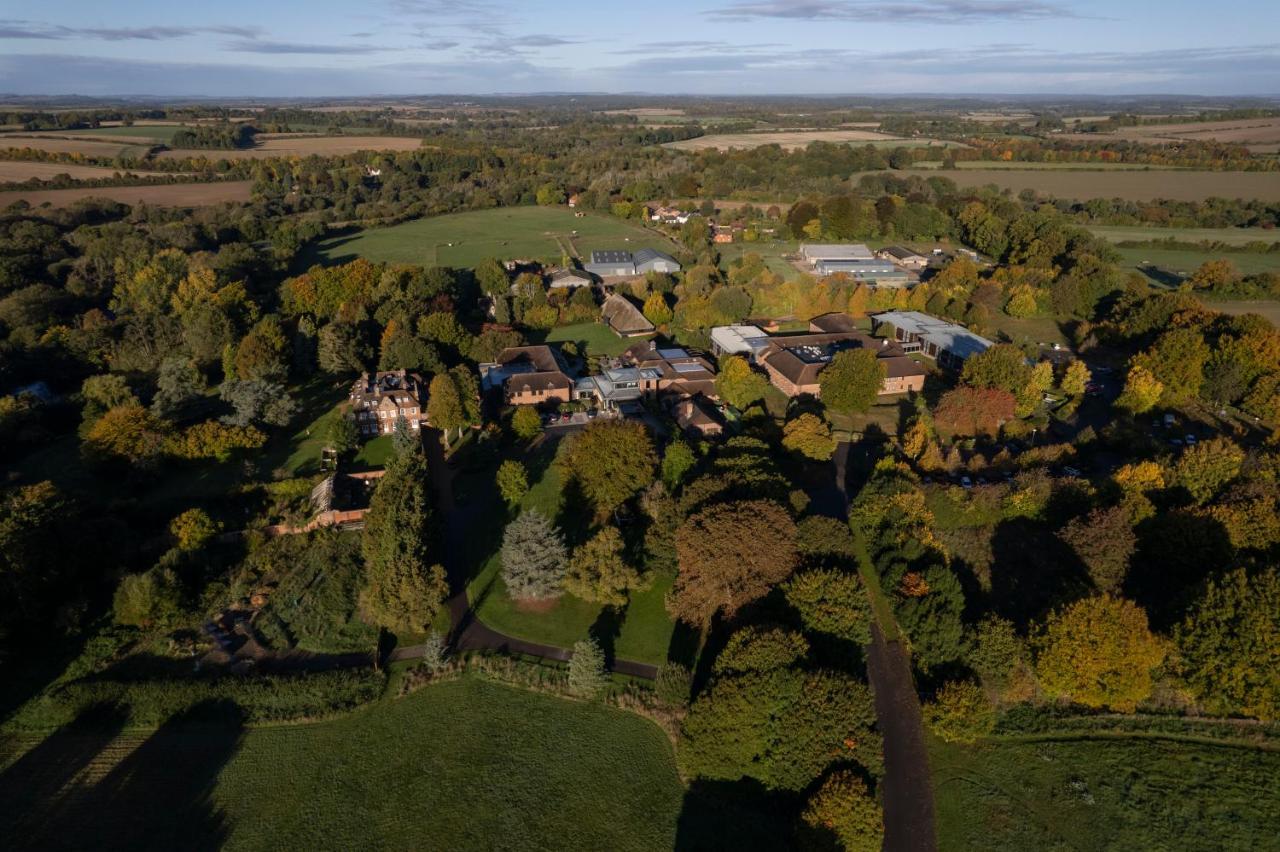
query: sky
0 0 1277 97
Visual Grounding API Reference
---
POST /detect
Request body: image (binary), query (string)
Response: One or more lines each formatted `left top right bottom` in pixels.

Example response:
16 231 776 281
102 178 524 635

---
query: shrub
924 680 996 743
799 770 883 852
654 662 693 708
568 636 607 698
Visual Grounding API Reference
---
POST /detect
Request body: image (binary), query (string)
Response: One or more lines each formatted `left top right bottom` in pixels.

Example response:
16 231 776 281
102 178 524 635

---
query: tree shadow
2 700 245 851
673 778 796 852
666 619 702 668
589 603 627 668
989 518 1091 630
0 702 127 840
1129 511 1232 632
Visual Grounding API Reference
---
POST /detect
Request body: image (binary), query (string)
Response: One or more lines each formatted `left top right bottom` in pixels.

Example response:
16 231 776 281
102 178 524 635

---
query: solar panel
673 362 706 374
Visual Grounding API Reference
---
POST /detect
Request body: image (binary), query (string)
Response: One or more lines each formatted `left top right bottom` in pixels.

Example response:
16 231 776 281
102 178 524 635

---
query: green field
0 678 684 851
70 125 187 141
932 734 1280 851
716 241 804 281
1089 225 1280 245
541 321 634 358
983 315 1071 347
1116 246 1280 278
305 207 680 269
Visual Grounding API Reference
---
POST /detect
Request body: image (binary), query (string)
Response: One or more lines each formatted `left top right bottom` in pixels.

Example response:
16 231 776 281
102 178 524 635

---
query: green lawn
302 207 680 269
1089 225 1280 246
353 435 394 469
462 439 677 665
1116 245 1280 279
717 241 804 281
0 678 684 852
983 315 1072 347
541 321 634 358
69 125 186 141
931 734 1280 851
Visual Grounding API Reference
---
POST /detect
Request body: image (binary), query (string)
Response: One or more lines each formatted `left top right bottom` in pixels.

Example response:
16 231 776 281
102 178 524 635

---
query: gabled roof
601 293 655 335
590 250 632 264
632 247 678 266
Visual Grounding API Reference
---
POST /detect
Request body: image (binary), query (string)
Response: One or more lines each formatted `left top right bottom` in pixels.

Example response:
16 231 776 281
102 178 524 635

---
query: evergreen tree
568 636 608 698
500 510 567 601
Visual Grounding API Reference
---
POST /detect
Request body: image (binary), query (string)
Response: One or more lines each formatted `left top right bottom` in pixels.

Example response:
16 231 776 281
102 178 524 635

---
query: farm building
877 246 930 270
548 268 597 289
584 248 681 277
479 345 574 406
870 311 992 368
813 258 911 285
800 244 874 267
601 293 656 337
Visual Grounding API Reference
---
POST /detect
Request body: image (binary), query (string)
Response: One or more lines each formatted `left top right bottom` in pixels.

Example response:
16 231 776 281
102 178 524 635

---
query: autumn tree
1173 436 1244 504
661 439 697 490
84 404 169 466
1061 360 1091 397
924 680 996 744
967 614 1025 690
166 420 266 462
510 405 542 441
668 499 798 626
360 447 448 633
1057 505 1137 594
784 569 871 644
1175 568 1280 720
819 349 885 415
500 510 567 601
170 508 218 551
427 372 466 441
1034 595 1167 711
715 356 769 410
643 292 673 327
933 387 1016 437
234 315 288 382
477 452 521 503
1130 327 1209 405
799 771 883 852
113 568 182 629
565 526 645 606
1116 364 1164 414
782 413 837 461
561 420 657 518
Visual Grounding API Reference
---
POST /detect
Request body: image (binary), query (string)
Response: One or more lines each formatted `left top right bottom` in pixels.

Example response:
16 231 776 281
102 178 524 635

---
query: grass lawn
931 734 1280 851
1205 299 1280 327
0 678 683 852
1116 245 1280 279
983 315 1071 347
462 439 677 665
1089 225 1280 246
353 435 394 469
302 207 680 269
540 321 633 358
717 241 804 281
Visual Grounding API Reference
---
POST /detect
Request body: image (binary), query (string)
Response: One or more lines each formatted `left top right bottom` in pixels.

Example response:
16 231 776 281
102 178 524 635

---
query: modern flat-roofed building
620 340 718 399
479 345 574 406
800 244 874 266
813 258 911 285
710 324 773 359
870 311 993 369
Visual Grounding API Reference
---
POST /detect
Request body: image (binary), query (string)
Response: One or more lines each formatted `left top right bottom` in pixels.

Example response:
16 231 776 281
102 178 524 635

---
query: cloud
0 19 259 40
613 40 785 55
223 39 388 55
708 0 1078 23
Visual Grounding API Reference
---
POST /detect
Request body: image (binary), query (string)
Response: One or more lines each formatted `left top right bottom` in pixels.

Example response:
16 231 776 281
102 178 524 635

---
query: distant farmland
1062 117 1280 154
909 169 1280 201
154 135 424 160
0 161 164 182
664 130 964 151
303 206 678 268
0 134 152 159
1088 225 1280 246
912 160 1181 171
0 181 254 209
56 125 188 143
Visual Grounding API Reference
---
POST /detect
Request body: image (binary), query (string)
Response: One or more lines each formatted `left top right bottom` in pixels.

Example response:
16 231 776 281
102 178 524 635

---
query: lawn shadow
665 619 701 668
589 603 627 668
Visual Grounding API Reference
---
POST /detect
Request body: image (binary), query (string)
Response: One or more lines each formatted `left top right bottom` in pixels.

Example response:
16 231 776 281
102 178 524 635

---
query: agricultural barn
548 268 597 289
878 246 930 270
871 310 992 369
800 244 874 267
813 259 910 285
601 293 656 338
584 249 681 277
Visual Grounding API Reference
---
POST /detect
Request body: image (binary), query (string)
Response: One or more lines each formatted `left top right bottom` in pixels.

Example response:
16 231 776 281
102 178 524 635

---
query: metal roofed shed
632 248 681 274
800 244 873 265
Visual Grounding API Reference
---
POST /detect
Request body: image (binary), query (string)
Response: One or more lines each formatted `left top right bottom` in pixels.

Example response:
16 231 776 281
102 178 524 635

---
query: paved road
834 440 938 852
394 429 658 679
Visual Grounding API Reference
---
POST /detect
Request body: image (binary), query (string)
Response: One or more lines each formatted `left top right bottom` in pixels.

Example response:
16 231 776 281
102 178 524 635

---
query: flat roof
873 311 993 359
710 324 770 355
801 243 873 261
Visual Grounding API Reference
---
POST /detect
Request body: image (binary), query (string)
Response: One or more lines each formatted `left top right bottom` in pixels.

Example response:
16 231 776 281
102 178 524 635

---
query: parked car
1185 434 1197 445
1062 466 1082 478
560 412 571 422
960 476 973 489
586 409 597 419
